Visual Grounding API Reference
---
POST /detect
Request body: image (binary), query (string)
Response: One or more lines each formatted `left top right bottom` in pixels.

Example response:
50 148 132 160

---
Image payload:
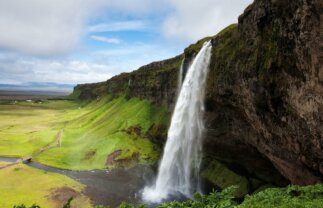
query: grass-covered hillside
0 96 169 170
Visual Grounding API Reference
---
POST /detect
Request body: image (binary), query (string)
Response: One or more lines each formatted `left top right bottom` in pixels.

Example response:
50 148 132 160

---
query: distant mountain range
0 82 75 92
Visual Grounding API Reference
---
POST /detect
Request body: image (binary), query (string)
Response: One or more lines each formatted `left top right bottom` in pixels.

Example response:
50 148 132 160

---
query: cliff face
73 0 322 186
74 55 183 107
204 0 322 185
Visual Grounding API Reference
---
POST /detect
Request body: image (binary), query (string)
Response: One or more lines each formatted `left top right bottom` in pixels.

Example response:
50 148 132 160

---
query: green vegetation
157 187 238 208
113 184 323 208
240 184 323 208
0 100 77 157
201 161 249 197
184 24 237 59
72 55 183 107
0 96 168 170
36 96 167 170
255 28 279 80
165 184 323 208
66 88 82 100
184 37 213 57
0 162 91 208
11 183 323 207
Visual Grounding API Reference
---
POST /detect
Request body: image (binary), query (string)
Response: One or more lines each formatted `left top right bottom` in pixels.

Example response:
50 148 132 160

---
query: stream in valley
0 157 155 207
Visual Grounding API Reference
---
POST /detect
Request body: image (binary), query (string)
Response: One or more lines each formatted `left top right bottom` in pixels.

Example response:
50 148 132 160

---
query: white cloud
0 0 107 56
0 43 178 87
0 53 113 85
0 0 254 88
162 0 253 42
0 0 253 56
95 43 179 72
91 35 121 44
89 21 146 33
101 0 168 15
0 0 167 56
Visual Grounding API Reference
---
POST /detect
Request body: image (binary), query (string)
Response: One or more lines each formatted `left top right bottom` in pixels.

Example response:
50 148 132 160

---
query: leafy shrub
116 184 323 208
239 184 323 208
157 186 238 208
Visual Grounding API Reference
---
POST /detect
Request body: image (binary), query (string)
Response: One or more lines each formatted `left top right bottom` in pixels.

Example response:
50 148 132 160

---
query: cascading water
143 41 212 203
177 60 184 90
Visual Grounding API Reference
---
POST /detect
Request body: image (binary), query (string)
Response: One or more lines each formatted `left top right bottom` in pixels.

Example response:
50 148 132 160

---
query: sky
0 0 252 92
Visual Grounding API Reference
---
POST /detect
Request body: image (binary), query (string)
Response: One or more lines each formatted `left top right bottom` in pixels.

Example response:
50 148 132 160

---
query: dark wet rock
203 0 323 185
106 150 123 166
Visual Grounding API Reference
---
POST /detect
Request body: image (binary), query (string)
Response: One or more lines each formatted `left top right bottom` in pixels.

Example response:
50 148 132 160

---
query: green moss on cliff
201 160 249 197
73 55 183 107
205 24 241 95
255 28 279 81
184 37 213 57
213 24 240 66
66 88 82 100
183 25 236 58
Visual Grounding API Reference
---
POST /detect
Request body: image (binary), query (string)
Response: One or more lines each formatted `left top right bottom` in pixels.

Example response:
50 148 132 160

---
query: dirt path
0 161 20 169
0 129 63 169
33 129 62 157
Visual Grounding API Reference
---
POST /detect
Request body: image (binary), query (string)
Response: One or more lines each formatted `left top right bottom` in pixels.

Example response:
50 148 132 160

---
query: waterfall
177 60 184 90
143 41 212 203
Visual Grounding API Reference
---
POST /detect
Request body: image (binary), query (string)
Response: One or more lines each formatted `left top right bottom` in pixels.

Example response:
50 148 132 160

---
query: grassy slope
36 96 168 170
0 96 168 170
0 162 91 208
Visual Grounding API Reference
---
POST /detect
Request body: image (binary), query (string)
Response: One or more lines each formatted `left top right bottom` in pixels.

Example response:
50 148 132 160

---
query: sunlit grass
0 162 92 208
0 96 167 170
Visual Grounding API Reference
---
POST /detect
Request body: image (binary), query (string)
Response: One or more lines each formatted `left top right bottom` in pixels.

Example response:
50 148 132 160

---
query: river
0 157 155 207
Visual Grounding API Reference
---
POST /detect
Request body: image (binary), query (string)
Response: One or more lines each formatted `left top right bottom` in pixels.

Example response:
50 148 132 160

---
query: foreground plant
157 186 238 208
